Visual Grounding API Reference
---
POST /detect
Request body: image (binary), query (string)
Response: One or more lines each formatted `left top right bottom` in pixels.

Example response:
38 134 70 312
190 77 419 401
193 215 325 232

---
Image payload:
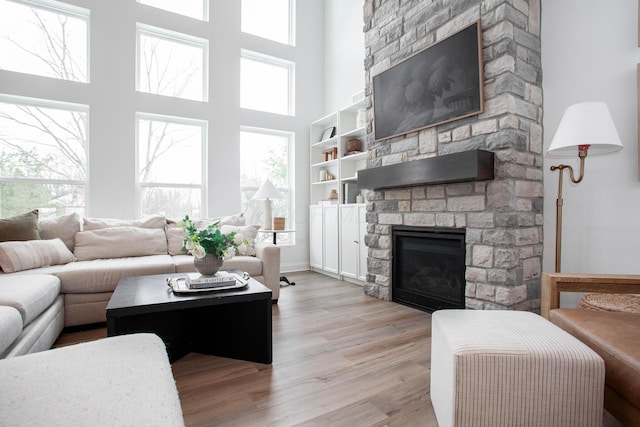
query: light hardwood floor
55 271 437 426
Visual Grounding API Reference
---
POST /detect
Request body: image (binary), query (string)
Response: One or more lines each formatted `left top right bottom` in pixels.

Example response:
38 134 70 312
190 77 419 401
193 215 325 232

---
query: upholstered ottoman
0 333 184 426
430 310 605 427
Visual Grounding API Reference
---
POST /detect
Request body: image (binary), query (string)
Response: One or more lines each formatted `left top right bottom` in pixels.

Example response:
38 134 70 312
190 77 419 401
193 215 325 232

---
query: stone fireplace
360 0 543 311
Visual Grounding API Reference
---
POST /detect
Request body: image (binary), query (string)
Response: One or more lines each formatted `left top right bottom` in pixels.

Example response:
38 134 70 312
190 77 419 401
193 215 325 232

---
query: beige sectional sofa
0 211 280 358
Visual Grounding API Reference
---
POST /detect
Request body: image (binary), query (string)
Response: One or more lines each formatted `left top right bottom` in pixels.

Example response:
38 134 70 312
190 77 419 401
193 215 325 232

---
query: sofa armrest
254 241 280 298
541 272 640 319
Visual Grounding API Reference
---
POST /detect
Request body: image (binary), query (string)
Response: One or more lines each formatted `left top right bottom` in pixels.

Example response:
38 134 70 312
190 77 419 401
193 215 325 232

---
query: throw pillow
74 226 168 261
220 224 260 256
0 238 75 273
166 223 187 256
0 210 41 242
83 215 166 231
193 213 246 229
38 212 81 252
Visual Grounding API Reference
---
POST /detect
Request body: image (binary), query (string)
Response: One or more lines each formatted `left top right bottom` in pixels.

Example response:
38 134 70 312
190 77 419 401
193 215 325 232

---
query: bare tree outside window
0 0 88 82
0 1 89 217
0 3 209 218
0 98 87 217
137 26 208 102
138 115 205 219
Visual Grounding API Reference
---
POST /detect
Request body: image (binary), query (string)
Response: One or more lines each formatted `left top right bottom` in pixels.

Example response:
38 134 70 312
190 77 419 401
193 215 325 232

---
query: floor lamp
252 179 284 230
547 102 623 272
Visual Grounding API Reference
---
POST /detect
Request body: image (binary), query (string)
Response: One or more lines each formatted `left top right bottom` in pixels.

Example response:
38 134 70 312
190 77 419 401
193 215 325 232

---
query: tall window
137 114 206 219
138 0 208 21
0 0 89 82
136 24 208 102
0 95 87 218
241 0 294 46
240 127 292 243
241 50 294 116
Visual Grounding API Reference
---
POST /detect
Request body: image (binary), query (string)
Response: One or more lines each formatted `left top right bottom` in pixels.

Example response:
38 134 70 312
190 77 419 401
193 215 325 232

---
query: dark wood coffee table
106 273 272 364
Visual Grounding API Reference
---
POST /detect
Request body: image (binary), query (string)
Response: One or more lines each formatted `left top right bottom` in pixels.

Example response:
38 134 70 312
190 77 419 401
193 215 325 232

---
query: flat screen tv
373 21 484 141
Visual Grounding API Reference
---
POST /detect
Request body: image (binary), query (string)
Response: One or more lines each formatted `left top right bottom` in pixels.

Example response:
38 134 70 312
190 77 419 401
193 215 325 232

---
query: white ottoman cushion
430 310 605 427
0 333 184 426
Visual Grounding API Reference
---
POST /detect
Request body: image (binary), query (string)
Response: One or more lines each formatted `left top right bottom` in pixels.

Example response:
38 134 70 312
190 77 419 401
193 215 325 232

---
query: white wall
541 1 640 297
0 0 325 272
324 0 365 113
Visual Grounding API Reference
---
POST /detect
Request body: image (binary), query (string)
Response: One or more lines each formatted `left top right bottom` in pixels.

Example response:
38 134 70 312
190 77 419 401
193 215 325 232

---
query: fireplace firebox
392 226 466 312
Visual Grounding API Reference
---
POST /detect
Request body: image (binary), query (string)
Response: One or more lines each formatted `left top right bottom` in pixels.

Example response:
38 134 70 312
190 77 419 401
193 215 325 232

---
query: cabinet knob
354 240 358 244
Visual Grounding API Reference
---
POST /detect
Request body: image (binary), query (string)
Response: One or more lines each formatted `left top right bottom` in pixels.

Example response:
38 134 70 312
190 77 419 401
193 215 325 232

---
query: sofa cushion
0 306 22 356
0 274 61 326
2 295 64 358
55 255 175 294
171 254 262 277
549 308 640 410
0 239 75 273
0 210 40 242
74 227 168 261
38 212 81 252
83 215 166 231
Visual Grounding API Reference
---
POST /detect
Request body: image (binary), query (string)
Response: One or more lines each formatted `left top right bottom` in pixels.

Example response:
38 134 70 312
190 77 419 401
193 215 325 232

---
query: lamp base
264 199 272 230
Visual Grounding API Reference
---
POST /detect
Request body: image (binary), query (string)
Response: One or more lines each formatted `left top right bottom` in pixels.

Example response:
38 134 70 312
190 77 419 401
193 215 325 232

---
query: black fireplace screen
392 226 465 312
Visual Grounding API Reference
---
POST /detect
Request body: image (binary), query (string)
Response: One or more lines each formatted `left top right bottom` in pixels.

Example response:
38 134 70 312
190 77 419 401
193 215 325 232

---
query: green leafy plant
181 215 248 259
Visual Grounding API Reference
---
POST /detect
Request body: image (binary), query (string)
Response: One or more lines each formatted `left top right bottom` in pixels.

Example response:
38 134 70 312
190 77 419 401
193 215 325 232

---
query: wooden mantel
357 149 494 190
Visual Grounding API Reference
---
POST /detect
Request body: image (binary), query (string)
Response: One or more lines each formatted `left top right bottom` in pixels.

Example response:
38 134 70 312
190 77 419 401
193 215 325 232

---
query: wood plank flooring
56 271 437 426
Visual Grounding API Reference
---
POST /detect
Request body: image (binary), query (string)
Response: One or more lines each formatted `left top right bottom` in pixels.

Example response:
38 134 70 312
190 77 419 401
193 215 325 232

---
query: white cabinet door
309 206 323 269
339 205 359 279
358 205 367 282
323 206 339 274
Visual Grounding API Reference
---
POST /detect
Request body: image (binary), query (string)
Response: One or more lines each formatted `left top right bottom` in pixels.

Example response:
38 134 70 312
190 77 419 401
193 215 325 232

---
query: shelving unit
309 97 368 283
310 112 339 206
309 99 366 205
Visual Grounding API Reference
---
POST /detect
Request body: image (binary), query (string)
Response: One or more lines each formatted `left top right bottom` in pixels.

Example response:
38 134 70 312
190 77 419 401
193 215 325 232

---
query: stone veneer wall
362 0 543 311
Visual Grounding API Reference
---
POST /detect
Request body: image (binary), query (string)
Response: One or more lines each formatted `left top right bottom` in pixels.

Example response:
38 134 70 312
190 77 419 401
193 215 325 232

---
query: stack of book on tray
185 271 246 290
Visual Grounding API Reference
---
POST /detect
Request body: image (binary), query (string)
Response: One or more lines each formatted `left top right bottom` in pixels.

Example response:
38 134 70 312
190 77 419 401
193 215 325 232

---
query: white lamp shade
547 102 623 157
252 179 284 200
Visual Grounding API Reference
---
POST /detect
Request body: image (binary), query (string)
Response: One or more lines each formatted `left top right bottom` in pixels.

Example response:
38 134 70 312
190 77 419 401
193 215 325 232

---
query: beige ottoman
430 310 605 427
0 333 184 426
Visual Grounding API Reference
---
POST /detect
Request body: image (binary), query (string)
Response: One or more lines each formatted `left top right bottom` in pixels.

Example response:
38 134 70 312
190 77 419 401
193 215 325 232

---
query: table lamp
547 102 623 272
252 179 284 230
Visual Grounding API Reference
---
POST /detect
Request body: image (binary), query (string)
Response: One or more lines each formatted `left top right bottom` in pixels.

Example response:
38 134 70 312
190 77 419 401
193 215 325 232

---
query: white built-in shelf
341 151 367 162
312 179 338 186
311 159 338 169
341 127 366 139
311 136 338 149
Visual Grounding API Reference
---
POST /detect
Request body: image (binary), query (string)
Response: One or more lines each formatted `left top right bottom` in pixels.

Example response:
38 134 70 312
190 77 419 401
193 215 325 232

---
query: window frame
0 0 91 83
0 93 89 215
240 0 296 46
135 23 209 102
240 49 295 116
137 0 210 22
135 112 208 218
239 125 295 245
